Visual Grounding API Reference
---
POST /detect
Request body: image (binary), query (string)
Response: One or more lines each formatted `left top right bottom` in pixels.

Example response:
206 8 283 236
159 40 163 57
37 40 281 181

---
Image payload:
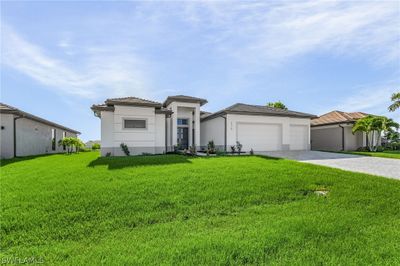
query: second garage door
290 125 309 150
237 123 282 151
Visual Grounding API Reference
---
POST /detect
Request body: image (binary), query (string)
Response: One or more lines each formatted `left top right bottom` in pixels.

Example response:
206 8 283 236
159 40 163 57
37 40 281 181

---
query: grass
340 150 400 159
1 152 399 265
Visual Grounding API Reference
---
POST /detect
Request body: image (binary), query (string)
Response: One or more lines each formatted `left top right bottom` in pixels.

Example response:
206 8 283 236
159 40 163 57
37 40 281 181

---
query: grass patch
341 150 400 159
1 152 399 264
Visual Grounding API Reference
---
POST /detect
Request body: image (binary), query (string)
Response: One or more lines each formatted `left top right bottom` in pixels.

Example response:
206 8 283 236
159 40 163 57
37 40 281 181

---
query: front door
177 127 189 149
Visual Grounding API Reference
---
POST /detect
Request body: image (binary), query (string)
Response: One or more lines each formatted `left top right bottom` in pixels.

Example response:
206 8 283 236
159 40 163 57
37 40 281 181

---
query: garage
237 122 282 151
290 125 308 150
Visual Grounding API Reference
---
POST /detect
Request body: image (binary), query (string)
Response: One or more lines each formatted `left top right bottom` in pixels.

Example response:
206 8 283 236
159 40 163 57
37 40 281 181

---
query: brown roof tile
311 111 369 126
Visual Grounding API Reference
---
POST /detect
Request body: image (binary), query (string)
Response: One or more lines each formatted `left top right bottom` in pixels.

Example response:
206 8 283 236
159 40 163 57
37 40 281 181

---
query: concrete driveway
256 151 400 180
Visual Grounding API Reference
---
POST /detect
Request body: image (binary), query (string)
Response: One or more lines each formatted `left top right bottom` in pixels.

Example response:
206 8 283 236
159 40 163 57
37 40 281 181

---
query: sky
1 1 399 141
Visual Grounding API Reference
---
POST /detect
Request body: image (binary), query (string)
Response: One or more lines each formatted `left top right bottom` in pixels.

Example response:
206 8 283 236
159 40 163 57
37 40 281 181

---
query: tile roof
163 95 207 107
0 103 80 134
311 111 369 126
202 103 316 121
105 97 162 107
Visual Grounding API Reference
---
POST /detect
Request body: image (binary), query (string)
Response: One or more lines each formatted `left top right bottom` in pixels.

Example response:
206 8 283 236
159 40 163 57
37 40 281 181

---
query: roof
91 97 173 118
163 95 207 107
105 97 162 108
201 103 317 121
311 111 369 126
0 103 80 134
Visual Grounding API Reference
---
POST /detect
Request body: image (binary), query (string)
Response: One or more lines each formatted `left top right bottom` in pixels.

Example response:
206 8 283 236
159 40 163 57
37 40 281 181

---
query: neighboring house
0 103 80 159
85 140 100 149
311 111 376 151
91 95 316 156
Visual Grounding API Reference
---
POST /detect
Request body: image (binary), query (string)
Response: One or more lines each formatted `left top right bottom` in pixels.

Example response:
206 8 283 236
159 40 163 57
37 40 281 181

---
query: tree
58 137 85 154
267 101 288 110
388 92 400 112
92 143 101 150
352 115 399 152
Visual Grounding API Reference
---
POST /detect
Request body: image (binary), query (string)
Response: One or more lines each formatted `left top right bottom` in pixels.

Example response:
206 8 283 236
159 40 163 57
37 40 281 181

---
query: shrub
207 140 216 154
376 146 385 152
105 152 111 157
250 149 254 155
230 146 236 154
236 141 243 154
92 143 100 150
120 143 130 156
216 150 226 156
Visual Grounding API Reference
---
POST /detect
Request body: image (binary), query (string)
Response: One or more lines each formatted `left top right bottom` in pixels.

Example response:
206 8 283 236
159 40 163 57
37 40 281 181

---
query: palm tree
388 92 400 112
371 116 399 151
352 116 374 151
267 101 288 110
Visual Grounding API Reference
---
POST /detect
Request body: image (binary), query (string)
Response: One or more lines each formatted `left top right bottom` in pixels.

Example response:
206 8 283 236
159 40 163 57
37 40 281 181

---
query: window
177 119 188 125
51 129 56 151
124 119 146 129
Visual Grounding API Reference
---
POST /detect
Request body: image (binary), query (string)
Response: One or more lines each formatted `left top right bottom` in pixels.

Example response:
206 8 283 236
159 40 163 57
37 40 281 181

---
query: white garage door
290 125 308 150
237 123 282 151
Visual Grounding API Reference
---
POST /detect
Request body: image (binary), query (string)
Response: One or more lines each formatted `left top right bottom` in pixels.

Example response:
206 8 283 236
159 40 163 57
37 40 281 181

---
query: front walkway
255 151 400 180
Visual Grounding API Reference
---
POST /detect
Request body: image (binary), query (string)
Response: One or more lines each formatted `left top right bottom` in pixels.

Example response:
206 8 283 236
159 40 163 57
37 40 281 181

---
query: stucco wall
100 105 167 156
1 114 77 158
0 114 15 159
226 114 310 151
15 118 77 157
200 116 225 149
311 124 365 151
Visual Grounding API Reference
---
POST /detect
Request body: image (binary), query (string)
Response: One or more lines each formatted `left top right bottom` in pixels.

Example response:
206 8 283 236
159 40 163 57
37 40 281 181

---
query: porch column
194 105 200 148
171 103 178 147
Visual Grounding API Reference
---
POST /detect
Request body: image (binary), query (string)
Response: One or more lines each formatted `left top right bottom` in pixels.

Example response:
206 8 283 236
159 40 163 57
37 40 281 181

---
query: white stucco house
0 103 80 159
92 95 316 156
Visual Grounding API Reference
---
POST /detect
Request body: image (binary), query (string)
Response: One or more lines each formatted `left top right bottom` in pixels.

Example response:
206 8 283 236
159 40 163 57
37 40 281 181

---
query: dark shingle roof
0 103 80 134
202 103 316 121
163 95 207 107
311 111 369 126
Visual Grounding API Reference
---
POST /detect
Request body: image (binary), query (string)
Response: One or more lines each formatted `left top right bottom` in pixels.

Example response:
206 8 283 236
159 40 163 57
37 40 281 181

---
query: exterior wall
15 118 77 157
0 114 77 158
200 116 225 150
311 124 365 151
226 114 311 151
0 114 15 159
100 105 167 156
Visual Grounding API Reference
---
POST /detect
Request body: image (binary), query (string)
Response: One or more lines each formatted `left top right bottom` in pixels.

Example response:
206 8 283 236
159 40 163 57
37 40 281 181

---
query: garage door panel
290 125 308 150
237 123 282 151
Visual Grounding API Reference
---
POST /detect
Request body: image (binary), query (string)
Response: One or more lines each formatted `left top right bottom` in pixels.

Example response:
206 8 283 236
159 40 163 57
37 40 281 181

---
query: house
91 96 316 156
0 103 80 159
311 111 374 151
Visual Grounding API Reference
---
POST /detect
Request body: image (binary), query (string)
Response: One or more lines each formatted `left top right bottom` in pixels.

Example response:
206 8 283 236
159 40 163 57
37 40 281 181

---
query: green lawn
341 150 400 159
1 152 400 265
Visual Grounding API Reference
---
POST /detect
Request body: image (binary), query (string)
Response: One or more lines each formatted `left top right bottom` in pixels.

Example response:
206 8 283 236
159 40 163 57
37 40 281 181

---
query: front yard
1 152 399 264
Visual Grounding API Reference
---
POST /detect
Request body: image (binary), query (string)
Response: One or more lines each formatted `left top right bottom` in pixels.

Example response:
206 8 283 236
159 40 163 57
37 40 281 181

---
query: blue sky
1 1 399 141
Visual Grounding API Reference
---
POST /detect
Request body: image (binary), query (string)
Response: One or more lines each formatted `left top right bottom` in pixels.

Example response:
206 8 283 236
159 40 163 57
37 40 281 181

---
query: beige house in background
0 103 80 159
310 111 371 151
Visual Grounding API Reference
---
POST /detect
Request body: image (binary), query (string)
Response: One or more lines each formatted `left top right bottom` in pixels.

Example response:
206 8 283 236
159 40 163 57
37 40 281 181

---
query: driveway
256 151 400 180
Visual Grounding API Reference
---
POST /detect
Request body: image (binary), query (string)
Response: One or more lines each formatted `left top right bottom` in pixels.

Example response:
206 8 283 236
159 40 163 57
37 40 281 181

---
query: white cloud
179 1 399 66
328 84 400 122
1 24 151 100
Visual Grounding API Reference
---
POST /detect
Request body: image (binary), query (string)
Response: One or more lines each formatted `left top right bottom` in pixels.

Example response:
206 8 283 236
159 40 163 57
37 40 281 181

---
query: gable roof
311 111 369 126
0 103 80 134
163 95 207 107
202 103 316 121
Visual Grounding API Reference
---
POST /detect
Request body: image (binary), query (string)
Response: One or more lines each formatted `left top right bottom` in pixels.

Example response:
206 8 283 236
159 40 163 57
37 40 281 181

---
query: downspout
13 115 23 157
165 114 168 153
339 125 345 151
